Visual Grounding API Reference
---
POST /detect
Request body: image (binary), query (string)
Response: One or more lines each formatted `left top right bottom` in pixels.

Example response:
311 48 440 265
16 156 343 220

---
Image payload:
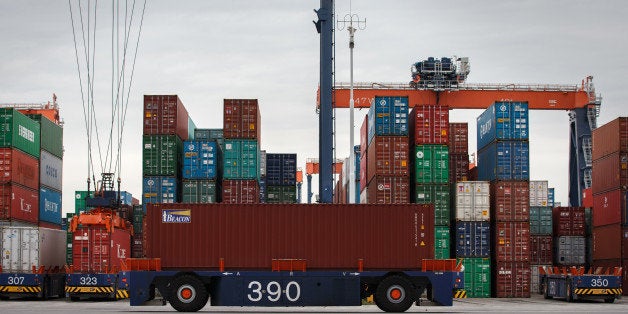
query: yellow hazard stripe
573 288 622 295
454 290 467 298
65 286 114 293
116 289 129 299
0 286 41 293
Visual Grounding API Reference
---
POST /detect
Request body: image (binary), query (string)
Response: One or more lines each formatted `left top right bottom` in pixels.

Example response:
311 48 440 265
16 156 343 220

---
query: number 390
247 281 301 302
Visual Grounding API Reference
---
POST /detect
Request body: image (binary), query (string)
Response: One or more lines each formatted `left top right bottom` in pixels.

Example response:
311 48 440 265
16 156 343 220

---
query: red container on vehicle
491 181 530 222
493 222 530 262
144 203 435 270
592 117 628 160
552 207 586 236
449 122 468 154
0 183 39 224
72 225 131 273
493 261 531 298
582 188 593 208
449 153 469 184
530 235 552 265
365 176 410 204
360 114 368 155
592 189 624 227
222 180 259 204
0 148 39 189
359 154 367 192
223 99 261 140
592 152 628 194
592 224 622 260
143 95 189 140
409 105 449 145
366 136 409 182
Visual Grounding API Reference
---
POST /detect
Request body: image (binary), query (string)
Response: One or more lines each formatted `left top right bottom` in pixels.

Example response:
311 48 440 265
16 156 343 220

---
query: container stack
359 115 368 202
131 205 143 258
409 104 450 258
181 139 221 203
362 96 409 204
449 122 470 184
350 145 360 203
265 153 297 203
63 213 74 265
259 150 267 203
477 101 531 298
222 99 261 203
528 180 553 293
552 207 586 267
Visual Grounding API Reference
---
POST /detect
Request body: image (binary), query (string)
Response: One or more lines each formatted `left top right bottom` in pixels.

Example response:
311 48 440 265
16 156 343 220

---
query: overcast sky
1 1 626 213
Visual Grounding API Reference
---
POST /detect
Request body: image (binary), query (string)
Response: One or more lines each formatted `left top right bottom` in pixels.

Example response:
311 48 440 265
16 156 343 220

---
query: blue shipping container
259 177 267 203
455 221 491 257
367 96 408 144
142 176 178 210
183 141 219 180
477 141 529 181
548 188 555 207
476 101 528 150
39 187 62 225
265 153 297 186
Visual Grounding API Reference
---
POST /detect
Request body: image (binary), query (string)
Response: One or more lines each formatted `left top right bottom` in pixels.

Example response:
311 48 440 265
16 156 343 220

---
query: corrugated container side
591 117 628 160
266 185 297 204
222 179 259 204
1 227 66 272
491 181 530 222
145 203 434 270
455 181 490 221
592 152 628 194
449 122 469 154
26 114 63 158
132 205 144 233
40 150 63 191
360 114 368 155
457 257 491 298
554 236 585 265
413 184 450 225
223 139 259 179
182 141 219 180
548 188 555 207
367 96 409 144
585 207 593 236
39 187 62 225
142 176 178 209
194 128 224 141
365 176 409 204
187 117 196 140
143 135 182 176
259 150 267 178
552 207 586 236
132 237 144 258
266 154 297 186
182 180 218 203
455 221 490 257
409 105 449 145
476 101 529 150
366 136 409 182
529 206 553 235
582 188 593 208
413 145 449 184
223 99 261 140
592 224 622 260
72 225 131 273
493 222 530 262
0 108 41 158
529 181 549 207
492 261 531 298
592 189 624 227
0 183 39 223
143 95 189 141
449 153 469 184
434 226 450 259
74 191 94 214
359 154 367 192
259 177 267 203
478 141 530 181
0 148 39 189
530 235 552 265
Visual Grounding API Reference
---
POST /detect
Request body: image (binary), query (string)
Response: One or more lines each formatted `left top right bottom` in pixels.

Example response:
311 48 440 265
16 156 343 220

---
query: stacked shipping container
528 180 552 293
265 154 297 203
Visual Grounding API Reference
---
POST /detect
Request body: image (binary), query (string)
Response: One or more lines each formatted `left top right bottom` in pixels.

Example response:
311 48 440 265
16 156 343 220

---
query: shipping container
592 189 625 226
530 235 552 265
72 224 131 273
455 221 490 257
434 226 450 259
223 139 259 179
74 190 94 214
409 104 449 145
476 101 529 150
365 176 409 204
194 128 224 141
187 117 196 140
360 114 368 155
367 96 408 143
259 177 267 203
0 108 41 158
592 152 628 194
592 224 622 260
143 135 182 176
530 264 552 295
143 95 189 141
554 236 585 265
39 186 61 225
366 136 409 182
591 117 628 160
492 261 531 298
529 181 548 207
457 257 491 297
222 179 259 204
223 99 261 140
552 206 586 236
132 237 143 259
266 185 297 204
493 222 530 262
266 153 297 186
0 226 66 272
548 187 555 207
529 206 552 235
0 183 39 224
491 181 530 222
142 176 178 207
359 154 367 193
585 207 593 236
0 148 39 189
478 141 530 181
259 150 267 178
26 114 63 158
38 220 61 230
413 145 449 184
413 184 450 225
449 122 468 154
132 205 143 233
454 181 490 221
182 179 218 203
182 140 219 180
582 188 593 208
144 203 434 270
40 150 63 192
449 153 469 184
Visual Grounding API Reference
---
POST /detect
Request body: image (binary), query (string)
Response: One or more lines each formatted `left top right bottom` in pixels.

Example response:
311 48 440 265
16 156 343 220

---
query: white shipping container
1 226 66 272
259 150 266 177
530 180 549 207
455 181 490 221
40 150 63 191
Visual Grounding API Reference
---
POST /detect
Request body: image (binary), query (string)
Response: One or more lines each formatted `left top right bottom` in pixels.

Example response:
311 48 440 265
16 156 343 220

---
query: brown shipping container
592 152 628 194
366 136 409 182
582 188 593 208
491 181 530 222
449 122 469 154
143 95 189 140
592 117 628 160
592 224 622 260
493 261 531 298
469 165 478 181
222 180 259 204
0 183 39 224
552 207 586 236
359 154 367 192
223 99 261 140
360 114 368 155
0 148 39 189
530 235 553 265
366 176 410 204
409 105 449 145
493 222 530 262
144 203 435 270
449 153 469 184
72 225 131 273
592 189 624 227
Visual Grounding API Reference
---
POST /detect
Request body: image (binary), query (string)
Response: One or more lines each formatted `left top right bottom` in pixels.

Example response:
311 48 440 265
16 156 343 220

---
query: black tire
604 297 615 303
169 275 209 312
374 275 414 313
542 279 551 299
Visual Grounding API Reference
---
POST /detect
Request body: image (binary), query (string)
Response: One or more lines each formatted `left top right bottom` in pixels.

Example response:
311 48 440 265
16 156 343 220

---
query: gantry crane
305 158 344 204
0 93 62 125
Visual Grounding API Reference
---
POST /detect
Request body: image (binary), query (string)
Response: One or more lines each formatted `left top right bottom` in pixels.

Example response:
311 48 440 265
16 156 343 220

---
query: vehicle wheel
169 275 209 312
604 297 615 303
566 279 573 302
374 275 414 313
542 279 551 299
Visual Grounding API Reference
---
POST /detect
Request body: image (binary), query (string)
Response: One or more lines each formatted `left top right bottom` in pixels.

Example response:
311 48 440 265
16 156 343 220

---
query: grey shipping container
1 226 66 272
554 236 586 265
39 150 63 191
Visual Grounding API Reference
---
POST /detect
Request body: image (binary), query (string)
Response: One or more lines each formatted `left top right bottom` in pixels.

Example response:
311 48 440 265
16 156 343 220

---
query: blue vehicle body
65 272 129 300
0 272 65 299
539 266 622 303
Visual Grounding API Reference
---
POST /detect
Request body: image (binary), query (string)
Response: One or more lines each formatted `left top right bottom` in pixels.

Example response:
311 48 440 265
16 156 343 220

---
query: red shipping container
449 122 468 154
469 165 478 181
552 207 586 236
72 225 131 273
359 154 367 192
0 183 39 224
223 99 261 140
491 181 530 222
592 152 628 194
0 148 39 189
592 224 622 260
493 222 530 262
592 189 625 227
530 235 553 265
144 203 435 270
366 136 409 182
449 153 469 184
493 261 531 298
38 221 61 230
222 180 259 204
360 114 368 155
366 176 410 204
582 188 593 208
143 95 189 140
409 105 449 145
592 117 628 160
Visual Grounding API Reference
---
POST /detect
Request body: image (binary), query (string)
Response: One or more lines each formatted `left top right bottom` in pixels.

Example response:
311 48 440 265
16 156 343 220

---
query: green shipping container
143 135 183 176
529 206 552 235
132 205 144 234
27 114 63 158
414 184 450 225
414 145 448 184
74 190 94 214
434 226 450 259
266 185 297 203
0 108 41 158
223 139 259 179
457 257 491 298
188 117 196 140
182 179 218 203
